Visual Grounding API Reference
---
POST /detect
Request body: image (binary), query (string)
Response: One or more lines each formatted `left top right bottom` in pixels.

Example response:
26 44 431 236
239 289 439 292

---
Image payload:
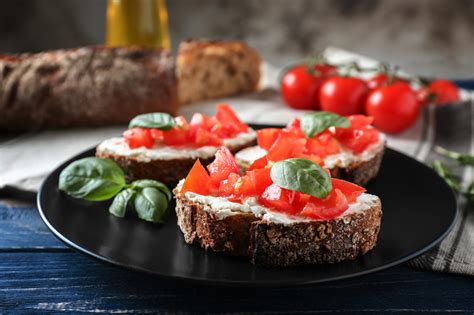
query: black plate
37 125 457 287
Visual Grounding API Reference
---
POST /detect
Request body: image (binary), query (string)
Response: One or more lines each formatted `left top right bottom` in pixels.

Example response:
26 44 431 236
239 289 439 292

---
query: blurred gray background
0 0 473 78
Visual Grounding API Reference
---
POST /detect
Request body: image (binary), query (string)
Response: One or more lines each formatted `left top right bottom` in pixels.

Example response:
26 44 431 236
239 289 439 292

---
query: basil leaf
109 189 135 218
59 157 126 201
129 113 176 130
133 187 168 223
270 158 332 199
130 179 172 201
436 146 474 166
301 111 349 138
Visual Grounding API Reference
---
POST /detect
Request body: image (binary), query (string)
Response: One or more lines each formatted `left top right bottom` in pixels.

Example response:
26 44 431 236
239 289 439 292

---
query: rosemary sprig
432 160 462 192
436 146 474 166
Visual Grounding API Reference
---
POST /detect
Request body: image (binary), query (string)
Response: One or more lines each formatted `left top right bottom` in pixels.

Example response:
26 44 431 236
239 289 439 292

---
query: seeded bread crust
0 46 178 130
249 199 382 266
96 139 255 187
177 39 261 105
236 146 385 186
174 191 382 266
175 193 257 256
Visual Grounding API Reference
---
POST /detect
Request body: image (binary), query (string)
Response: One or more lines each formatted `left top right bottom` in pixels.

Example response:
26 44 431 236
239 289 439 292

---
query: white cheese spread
97 129 256 162
178 178 380 224
235 133 386 169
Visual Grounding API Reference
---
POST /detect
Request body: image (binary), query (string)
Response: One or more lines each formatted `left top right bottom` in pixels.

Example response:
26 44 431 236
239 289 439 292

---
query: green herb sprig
59 157 171 223
433 147 474 204
270 158 332 199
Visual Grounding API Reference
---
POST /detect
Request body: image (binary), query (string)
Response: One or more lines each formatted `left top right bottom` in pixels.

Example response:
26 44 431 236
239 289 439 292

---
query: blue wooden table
1 200 473 314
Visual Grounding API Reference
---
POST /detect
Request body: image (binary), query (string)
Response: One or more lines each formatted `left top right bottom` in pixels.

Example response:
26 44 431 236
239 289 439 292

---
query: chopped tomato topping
123 128 154 149
300 189 349 220
175 116 189 128
335 127 379 154
267 130 303 161
286 117 301 130
259 184 301 214
235 167 272 196
215 104 248 133
181 160 212 195
162 128 187 146
190 113 214 130
149 129 163 140
207 147 239 185
256 128 281 151
194 128 223 147
248 156 268 171
348 115 374 129
331 178 366 203
217 173 240 201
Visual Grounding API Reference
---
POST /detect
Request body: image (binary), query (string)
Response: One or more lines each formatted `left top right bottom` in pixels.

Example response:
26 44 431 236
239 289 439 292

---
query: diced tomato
332 178 366 203
300 189 349 220
306 136 340 157
299 154 324 166
181 160 212 195
248 156 268 171
175 116 189 128
207 147 239 185
215 104 248 132
194 128 223 147
162 128 187 146
150 129 163 140
236 167 272 196
211 121 238 138
286 118 301 130
123 128 154 149
256 129 281 151
266 130 299 161
336 127 379 154
259 184 301 214
217 172 240 201
190 113 214 130
348 115 374 129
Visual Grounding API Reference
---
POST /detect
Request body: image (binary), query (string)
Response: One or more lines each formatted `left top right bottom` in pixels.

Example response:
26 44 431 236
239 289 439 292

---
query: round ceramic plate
37 124 457 287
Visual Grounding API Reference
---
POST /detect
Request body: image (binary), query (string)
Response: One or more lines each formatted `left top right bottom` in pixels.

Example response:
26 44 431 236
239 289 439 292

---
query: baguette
177 39 261 105
0 46 178 130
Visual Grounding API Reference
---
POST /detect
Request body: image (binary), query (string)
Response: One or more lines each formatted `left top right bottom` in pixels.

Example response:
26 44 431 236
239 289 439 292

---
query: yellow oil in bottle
106 0 170 49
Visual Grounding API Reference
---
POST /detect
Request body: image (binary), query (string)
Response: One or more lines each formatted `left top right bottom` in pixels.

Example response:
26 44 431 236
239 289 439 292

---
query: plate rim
37 140 458 287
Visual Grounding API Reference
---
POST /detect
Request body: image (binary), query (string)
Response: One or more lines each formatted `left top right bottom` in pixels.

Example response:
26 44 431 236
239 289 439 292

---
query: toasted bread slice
235 144 385 186
96 136 255 187
177 39 261 105
174 186 382 266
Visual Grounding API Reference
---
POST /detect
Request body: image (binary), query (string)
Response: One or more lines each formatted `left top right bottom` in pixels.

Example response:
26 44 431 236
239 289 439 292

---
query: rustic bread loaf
0 46 179 130
174 189 382 266
177 39 261 105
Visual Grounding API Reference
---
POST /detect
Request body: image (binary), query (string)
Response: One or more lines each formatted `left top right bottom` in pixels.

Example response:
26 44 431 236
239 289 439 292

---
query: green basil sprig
270 158 332 199
59 157 171 223
128 112 176 130
301 111 349 138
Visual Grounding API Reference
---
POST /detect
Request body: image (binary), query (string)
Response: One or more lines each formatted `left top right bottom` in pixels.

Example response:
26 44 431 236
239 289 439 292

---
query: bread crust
174 191 382 266
177 39 261 105
96 139 255 187
0 46 178 130
249 199 382 266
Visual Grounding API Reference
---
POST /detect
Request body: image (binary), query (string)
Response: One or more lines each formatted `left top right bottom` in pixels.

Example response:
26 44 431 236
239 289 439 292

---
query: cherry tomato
367 73 405 90
207 147 239 185
181 160 213 195
365 82 419 134
281 64 336 110
320 77 369 115
123 128 154 149
428 79 460 104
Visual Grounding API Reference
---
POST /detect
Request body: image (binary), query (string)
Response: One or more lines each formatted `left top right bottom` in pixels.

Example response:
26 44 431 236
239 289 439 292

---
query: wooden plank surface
1 252 473 314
